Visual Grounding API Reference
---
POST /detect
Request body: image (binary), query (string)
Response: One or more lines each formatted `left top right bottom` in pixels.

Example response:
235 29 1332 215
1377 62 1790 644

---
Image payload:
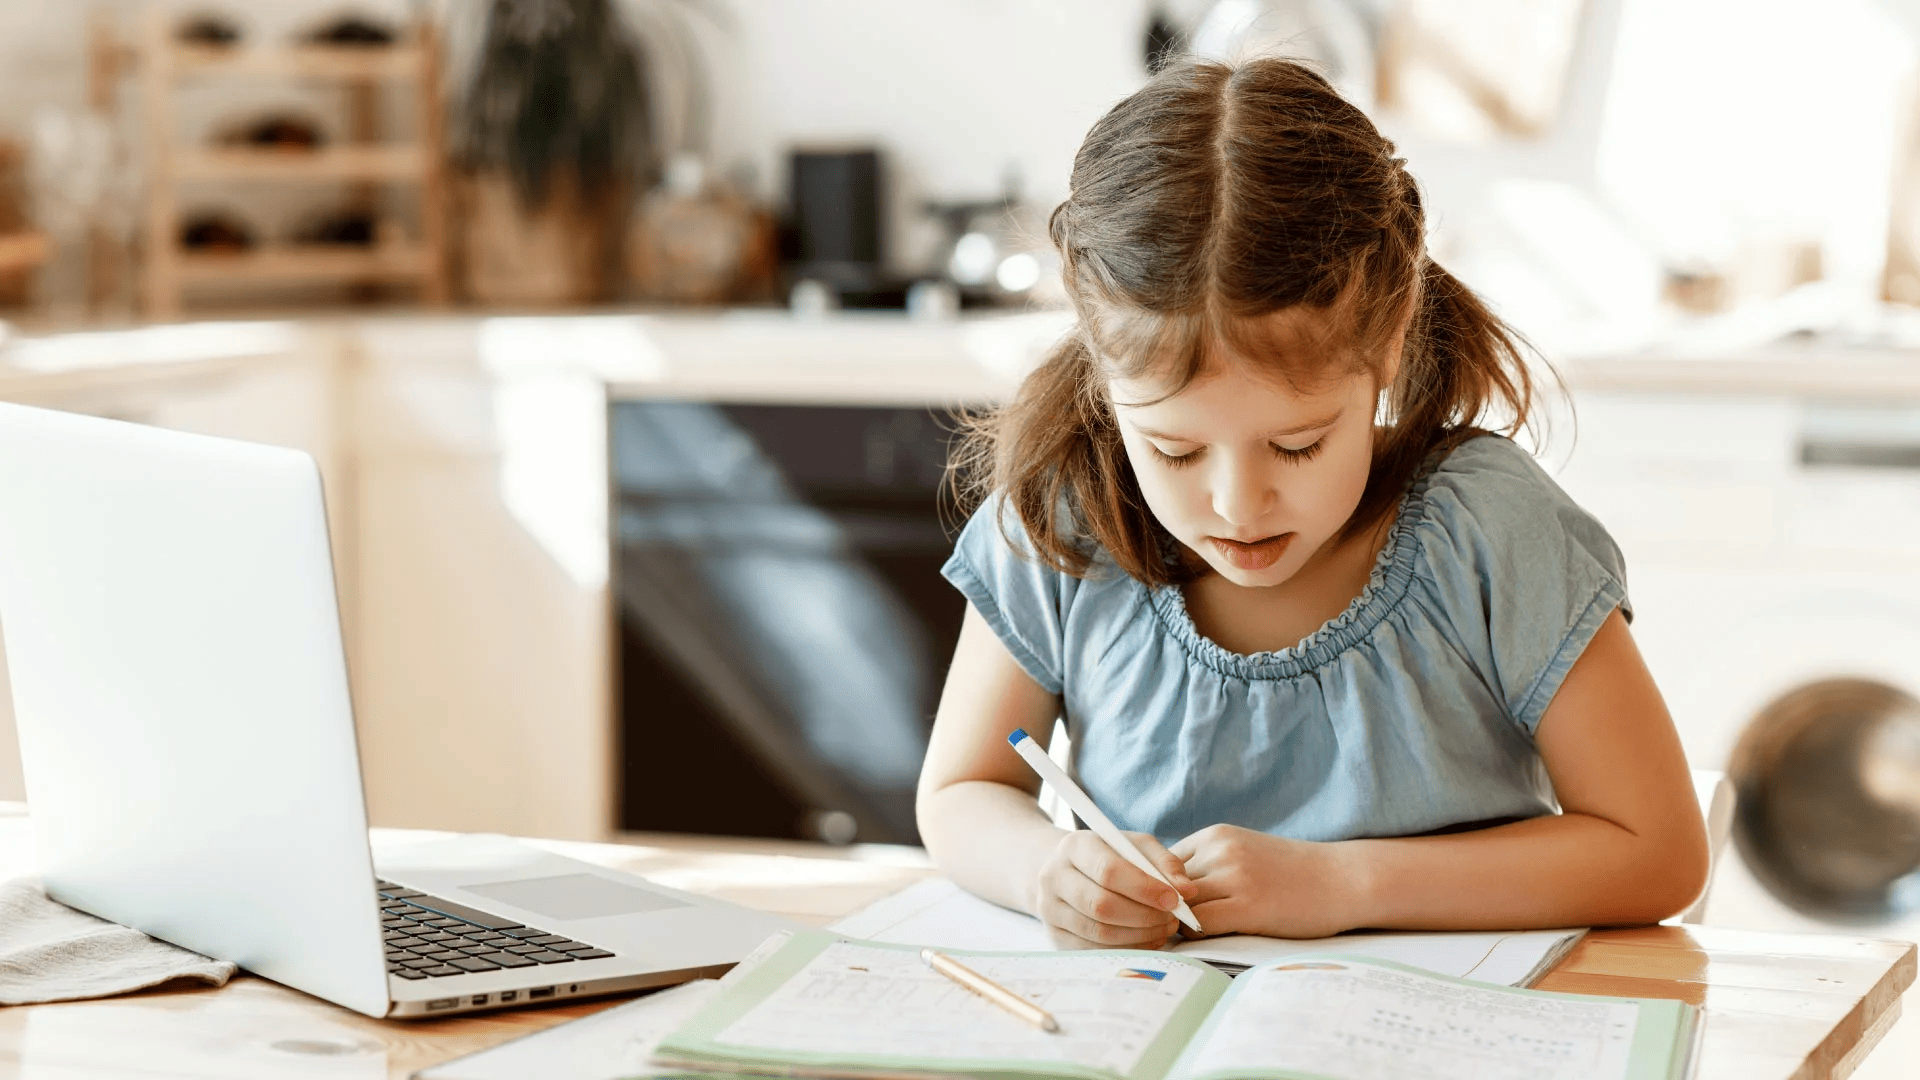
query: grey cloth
0 877 237 1005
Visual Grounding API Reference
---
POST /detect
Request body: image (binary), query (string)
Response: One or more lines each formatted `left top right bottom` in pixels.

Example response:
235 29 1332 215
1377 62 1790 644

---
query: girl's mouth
1210 533 1293 571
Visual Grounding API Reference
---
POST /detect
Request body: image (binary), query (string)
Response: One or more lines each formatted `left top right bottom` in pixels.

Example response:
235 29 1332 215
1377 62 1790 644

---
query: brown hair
954 57 1539 586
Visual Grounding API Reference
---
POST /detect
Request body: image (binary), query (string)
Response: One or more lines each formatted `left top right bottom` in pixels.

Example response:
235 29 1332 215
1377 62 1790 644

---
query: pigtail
1411 259 1536 439
1348 259 1540 537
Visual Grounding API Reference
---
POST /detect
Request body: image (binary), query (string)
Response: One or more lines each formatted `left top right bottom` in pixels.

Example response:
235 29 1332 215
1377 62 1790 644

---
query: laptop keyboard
376 880 616 980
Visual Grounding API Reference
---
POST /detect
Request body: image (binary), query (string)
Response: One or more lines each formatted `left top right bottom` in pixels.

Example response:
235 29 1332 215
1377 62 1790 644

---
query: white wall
686 0 1155 273
1597 0 1913 302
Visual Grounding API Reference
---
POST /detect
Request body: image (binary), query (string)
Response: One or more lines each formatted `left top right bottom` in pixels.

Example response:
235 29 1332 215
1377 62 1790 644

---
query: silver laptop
0 402 800 1018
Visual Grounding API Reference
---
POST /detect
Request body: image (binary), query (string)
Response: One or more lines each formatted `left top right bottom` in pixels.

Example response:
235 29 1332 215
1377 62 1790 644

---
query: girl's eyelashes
1274 439 1326 463
1147 439 1326 467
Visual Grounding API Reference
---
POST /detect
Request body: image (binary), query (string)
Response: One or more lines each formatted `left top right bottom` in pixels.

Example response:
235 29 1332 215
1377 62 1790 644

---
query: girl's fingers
1046 921 1172 951
1182 870 1230 905
1066 835 1184 914
1130 832 1199 897
1037 832 1184 948
1041 885 1179 947
1054 863 1180 928
1170 829 1230 878
1184 896 1236 937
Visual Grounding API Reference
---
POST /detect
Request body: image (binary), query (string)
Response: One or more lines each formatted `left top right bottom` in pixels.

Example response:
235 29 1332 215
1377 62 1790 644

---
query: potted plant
450 0 655 305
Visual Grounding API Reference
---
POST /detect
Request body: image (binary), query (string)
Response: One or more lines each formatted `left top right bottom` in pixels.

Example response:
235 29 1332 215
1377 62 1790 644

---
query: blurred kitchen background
1 0 1919 1072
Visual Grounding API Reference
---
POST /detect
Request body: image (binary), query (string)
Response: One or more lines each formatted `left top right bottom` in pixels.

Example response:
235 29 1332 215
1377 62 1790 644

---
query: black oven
610 400 971 844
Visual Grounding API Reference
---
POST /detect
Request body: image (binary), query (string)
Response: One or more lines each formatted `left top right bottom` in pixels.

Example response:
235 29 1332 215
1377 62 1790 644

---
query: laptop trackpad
461 873 689 921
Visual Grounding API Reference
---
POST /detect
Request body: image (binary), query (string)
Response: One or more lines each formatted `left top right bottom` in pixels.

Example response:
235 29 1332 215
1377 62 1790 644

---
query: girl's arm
1174 609 1710 936
917 605 1196 946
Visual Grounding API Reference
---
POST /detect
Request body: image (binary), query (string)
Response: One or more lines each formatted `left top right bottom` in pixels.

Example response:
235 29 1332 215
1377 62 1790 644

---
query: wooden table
0 812 1909 1080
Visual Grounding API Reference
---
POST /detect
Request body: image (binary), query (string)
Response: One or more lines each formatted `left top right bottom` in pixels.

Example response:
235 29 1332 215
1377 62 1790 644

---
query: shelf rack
0 231 49 277
139 8 449 317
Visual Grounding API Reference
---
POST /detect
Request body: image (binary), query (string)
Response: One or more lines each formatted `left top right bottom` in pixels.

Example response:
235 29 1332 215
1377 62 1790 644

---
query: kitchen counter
3 308 1915 403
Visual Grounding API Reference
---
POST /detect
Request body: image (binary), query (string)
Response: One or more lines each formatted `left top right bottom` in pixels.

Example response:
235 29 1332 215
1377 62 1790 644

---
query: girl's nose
1211 454 1276 527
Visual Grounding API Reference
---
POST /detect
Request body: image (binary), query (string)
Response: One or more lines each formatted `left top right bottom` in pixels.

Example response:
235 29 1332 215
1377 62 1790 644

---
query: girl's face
1108 323 1399 589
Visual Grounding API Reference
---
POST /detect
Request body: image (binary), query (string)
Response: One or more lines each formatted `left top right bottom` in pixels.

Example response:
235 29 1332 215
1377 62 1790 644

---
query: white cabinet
345 319 611 840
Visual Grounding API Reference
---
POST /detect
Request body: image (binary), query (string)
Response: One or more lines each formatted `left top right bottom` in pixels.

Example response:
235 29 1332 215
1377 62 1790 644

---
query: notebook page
1173 959 1643 1080
832 879 1582 987
1174 927 1585 985
707 940 1208 1075
829 877 1054 951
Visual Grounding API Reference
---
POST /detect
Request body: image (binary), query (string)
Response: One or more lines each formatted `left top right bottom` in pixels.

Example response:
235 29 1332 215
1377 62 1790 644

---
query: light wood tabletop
0 811 1909 1080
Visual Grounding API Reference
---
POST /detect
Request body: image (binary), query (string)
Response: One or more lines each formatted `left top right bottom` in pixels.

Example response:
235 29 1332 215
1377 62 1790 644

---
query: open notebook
832 878 1584 986
654 931 1698 1080
421 930 1698 1080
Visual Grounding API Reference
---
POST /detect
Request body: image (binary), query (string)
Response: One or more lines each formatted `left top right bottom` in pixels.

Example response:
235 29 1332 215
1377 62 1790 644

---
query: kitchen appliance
611 400 969 844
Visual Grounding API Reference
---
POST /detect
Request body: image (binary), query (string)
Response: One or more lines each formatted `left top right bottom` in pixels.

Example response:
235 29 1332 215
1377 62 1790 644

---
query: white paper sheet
712 940 1205 1074
1177 960 1638 1080
832 877 1055 950
831 879 1583 987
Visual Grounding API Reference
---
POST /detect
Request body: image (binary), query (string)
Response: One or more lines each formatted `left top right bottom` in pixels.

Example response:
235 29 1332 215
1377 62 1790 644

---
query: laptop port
568 984 581 993
529 986 554 999
426 998 459 1012
471 995 488 1007
499 991 518 1003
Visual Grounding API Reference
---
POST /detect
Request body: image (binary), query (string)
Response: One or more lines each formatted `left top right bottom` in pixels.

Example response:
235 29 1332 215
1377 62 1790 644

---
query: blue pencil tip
1008 729 1029 746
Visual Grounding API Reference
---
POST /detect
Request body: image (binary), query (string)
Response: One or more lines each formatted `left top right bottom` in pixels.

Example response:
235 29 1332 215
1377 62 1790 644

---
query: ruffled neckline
1147 451 1443 681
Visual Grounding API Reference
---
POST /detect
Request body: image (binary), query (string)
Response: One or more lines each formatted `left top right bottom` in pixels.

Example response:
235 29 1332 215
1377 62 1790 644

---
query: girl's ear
1377 286 1419 391
1379 322 1408 389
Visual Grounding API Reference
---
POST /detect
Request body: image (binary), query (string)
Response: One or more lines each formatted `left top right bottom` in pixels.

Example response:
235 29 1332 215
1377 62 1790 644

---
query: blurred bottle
1730 677 1920 922
25 106 117 318
627 154 775 306
905 279 958 321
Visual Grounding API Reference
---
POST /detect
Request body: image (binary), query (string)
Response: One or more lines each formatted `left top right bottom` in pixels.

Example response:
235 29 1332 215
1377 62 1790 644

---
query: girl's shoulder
948 490 1126 580
1405 433 1631 729
1424 430 1561 496
1414 433 1610 552
941 492 1131 695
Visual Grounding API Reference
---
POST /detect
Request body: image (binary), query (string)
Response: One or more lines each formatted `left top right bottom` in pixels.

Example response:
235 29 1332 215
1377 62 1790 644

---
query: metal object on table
1730 677 1920 921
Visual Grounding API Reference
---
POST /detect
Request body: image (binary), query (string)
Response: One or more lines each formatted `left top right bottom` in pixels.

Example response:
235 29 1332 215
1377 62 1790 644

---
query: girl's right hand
1032 829 1199 950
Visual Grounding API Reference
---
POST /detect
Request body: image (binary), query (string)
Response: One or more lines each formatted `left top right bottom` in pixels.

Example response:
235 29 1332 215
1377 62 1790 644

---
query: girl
916 57 1709 950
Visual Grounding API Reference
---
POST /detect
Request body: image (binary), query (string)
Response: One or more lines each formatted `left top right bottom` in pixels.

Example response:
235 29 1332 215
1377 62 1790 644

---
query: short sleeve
1416 437 1630 734
941 495 1076 695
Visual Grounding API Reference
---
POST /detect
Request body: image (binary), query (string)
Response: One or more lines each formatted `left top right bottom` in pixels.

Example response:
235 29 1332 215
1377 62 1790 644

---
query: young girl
916 57 1709 950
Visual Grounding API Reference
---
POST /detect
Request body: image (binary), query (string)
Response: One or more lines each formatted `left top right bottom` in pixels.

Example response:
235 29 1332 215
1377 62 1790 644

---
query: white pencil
1007 728 1202 933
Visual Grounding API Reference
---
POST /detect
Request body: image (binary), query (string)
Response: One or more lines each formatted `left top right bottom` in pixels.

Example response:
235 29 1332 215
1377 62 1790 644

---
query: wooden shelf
138 7 449 316
176 244 433 284
0 231 49 276
174 146 428 182
170 43 426 81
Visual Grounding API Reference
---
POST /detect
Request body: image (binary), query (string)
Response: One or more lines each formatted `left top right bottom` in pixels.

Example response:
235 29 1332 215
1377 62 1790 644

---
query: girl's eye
1273 439 1326 463
1150 445 1203 468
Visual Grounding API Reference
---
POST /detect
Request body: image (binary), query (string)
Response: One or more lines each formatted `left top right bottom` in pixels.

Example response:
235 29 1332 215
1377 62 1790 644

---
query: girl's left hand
1170 824 1362 940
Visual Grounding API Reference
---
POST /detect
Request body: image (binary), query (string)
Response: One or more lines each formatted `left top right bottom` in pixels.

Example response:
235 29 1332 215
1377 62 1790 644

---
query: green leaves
455 0 654 210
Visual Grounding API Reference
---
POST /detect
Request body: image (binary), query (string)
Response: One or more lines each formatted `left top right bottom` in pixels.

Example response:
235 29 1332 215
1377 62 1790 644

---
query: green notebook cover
651 930 1696 1080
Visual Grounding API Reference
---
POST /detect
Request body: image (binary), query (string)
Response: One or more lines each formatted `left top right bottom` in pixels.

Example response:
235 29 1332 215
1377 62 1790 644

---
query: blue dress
940 435 1630 845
